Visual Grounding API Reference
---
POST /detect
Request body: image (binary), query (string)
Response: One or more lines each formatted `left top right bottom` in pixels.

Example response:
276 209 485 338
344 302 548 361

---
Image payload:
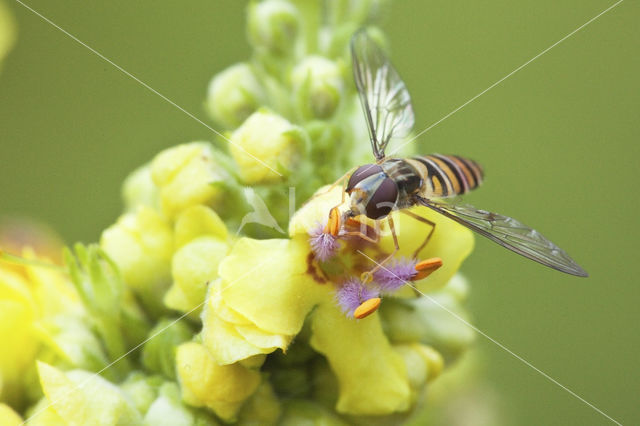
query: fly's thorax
379 159 423 209
346 164 398 219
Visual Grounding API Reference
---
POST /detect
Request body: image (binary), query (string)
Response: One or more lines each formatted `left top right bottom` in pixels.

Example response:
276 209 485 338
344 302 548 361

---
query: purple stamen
372 258 417 293
309 224 340 261
335 278 379 316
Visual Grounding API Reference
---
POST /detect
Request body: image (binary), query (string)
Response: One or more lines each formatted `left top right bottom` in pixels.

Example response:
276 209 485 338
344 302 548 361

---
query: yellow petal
234 323 292 350
202 305 275 365
310 302 410 415
218 237 327 335
174 205 228 248
207 280 251 326
288 185 343 236
165 236 229 314
176 342 261 421
378 206 474 292
0 403 22 426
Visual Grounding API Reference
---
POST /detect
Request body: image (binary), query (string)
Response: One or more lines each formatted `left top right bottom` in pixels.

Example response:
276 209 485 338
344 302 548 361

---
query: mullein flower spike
2 0 485 423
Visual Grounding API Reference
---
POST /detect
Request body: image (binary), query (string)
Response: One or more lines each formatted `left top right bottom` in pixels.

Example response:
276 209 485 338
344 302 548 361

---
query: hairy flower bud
141 319 192 380
379 277 475 360
165 206 230 317
237 381 281 425
34 362 143 424
247 0 301 55
122 164 159 212
291 56 344 119
205 63 265 129
175 341 261 422
100 206 173 316
229 110 306 184
151 142 229 219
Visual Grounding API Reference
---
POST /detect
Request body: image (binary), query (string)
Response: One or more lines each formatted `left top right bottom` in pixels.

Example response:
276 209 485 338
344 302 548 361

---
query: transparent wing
416 196 588 277
351 29 415 161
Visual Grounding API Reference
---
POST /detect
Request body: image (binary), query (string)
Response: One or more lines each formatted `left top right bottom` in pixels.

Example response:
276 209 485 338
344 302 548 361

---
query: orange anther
354 297 381 319
413 257 443 281
324 207 341 236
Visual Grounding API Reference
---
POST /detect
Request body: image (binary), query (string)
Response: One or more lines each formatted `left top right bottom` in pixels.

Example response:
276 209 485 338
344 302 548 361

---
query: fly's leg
400 210 436 258
342 218 380 243
360 216 399 283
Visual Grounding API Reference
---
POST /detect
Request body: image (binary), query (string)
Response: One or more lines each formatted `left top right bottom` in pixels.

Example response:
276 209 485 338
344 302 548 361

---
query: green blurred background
1 0 638 424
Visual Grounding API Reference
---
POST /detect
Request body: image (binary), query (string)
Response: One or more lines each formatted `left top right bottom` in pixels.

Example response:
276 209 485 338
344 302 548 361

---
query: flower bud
247 0 301 56
141 319 192 380
164 236 229 316
122 164 159 211
144 382 219 425
151 142 230 219
238 381 282 425
175 341 261 422
291 56 344 119
119 372 163 414
279 400 347 425
100 206 173 316
35 362 143 424
165 206 230 316
205 63 265 129
394 343 444 392
379 286 475 360
229 110 306 184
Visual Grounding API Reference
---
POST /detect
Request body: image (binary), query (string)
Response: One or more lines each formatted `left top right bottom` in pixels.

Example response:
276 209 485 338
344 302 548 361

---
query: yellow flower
0 245 82 408
201 237 327 365
197 184 475 416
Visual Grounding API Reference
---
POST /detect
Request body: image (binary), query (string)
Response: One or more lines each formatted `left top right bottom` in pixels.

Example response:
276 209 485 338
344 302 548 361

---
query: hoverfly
325 29 588 279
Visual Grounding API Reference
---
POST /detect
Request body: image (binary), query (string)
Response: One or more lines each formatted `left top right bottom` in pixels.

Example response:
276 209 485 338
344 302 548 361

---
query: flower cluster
0 1 485 424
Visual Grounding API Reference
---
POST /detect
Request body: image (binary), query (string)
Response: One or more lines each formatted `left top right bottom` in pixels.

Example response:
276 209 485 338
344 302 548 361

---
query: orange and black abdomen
410 154 484 198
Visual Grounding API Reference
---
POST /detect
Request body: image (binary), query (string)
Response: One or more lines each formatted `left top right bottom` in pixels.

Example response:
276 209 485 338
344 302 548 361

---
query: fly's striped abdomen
410 154 484 198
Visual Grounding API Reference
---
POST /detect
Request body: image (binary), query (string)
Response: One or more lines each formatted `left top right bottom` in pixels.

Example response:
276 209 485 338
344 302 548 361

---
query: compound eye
346 164 383 193
366 178 398 219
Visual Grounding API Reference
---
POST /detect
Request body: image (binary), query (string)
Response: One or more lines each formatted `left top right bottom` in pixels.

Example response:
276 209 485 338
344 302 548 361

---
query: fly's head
346 164 398 221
